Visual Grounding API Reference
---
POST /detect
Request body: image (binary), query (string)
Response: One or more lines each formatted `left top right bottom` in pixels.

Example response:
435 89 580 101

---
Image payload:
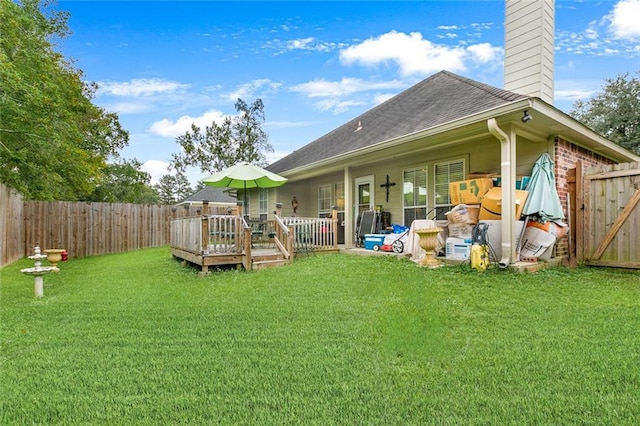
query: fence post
331 206 338 247
201 216 208 253
575 160 584 262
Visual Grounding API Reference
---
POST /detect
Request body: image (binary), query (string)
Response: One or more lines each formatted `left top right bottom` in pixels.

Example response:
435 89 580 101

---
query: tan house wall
271 134 555 227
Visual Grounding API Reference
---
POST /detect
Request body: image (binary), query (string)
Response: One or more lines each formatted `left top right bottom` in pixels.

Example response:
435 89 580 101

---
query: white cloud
98 78 190 97
290 77 406 113
555 88 595 102
315 98 366 114
107 101 153 114
466 43 502 63
373 93 395 105
265 150 291 165
607 0 640 39
287 37 315 50
148 110 227 138
290 77 404 98
141 160 171 185
265 37 347 54
225 79 282 102
264 120 316 129
555 79 599 102
338 31 501 76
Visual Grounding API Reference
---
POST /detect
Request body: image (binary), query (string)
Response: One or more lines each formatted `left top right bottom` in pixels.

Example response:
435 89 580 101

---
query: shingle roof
268 70 527 174
179 186 236 204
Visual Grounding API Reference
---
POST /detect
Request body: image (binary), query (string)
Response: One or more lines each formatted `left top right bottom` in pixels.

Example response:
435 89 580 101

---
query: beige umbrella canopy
200 162 287 207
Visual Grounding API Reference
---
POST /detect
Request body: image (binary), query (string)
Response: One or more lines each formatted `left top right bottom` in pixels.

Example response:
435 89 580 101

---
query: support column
343 167 353 248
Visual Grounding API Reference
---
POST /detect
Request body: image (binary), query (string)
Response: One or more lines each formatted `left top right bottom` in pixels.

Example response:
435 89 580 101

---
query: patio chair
355 210 380 247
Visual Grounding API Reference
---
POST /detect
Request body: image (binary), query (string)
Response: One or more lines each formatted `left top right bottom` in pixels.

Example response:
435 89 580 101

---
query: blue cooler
364 234 386 250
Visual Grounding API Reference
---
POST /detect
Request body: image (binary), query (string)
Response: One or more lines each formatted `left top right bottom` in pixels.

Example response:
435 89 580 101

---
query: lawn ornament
21 246 59 298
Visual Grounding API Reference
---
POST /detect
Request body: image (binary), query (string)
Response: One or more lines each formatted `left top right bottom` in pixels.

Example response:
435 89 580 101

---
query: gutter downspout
487 118 516 268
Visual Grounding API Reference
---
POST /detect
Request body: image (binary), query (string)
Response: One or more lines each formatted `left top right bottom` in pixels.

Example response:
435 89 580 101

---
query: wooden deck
171 213 339 273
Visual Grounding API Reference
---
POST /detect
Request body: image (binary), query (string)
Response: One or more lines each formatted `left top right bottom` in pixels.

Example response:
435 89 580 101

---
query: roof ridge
441 70 526 101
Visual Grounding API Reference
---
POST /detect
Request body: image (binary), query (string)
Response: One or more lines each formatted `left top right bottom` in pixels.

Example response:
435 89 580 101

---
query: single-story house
240 1 640 265
176 186 237 214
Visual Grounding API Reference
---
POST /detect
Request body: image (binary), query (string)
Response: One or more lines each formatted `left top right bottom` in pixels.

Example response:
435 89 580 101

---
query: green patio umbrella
200 162 287 208
521 153 565 222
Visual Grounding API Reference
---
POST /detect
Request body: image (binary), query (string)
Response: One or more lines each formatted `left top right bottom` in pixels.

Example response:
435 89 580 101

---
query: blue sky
55 0 640 184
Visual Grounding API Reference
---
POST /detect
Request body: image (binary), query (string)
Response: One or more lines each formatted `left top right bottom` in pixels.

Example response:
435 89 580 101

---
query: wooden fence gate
579 161 639 268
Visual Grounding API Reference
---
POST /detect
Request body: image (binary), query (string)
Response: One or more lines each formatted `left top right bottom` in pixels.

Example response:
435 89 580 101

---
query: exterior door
354 175 374 227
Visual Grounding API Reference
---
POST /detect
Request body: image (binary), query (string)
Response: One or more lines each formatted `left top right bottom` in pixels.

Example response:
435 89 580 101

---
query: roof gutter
487 118 517 268
529 99 640 163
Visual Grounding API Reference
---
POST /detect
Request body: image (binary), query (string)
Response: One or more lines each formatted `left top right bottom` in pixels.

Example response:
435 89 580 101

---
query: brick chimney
504 0 555 104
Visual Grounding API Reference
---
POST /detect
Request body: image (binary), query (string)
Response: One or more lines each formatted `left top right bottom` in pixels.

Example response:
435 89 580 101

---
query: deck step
252 259 289 270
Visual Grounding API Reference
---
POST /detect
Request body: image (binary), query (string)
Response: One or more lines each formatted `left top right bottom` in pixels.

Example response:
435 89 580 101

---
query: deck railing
171 216 204 254
171 215 245 255
280 216 339 252
171 213 338 260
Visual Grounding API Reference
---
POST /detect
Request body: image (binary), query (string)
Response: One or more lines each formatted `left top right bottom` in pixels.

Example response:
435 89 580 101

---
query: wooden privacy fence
0 183 206 267
579 161 639 268
23 201 175 259
0 184 25 267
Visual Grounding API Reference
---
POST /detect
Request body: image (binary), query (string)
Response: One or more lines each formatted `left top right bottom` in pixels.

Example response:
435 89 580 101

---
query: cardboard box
448 223 473 239
449 178 493 205
446 237 472 260
478 187 529 220
364 234 386 250
519 226 556 260
446 204 480 225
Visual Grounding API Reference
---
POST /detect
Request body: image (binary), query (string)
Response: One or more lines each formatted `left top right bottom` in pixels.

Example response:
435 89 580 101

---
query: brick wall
553 137 614 256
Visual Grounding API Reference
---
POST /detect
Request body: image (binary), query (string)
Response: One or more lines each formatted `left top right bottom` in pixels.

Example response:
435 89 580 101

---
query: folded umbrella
521 153 565 222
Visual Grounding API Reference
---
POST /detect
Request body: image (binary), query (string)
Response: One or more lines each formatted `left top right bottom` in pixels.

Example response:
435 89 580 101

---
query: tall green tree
174 170 193 202
87 159 158 204
0 0 129 200
570 70 640 155
171 98 273 175
155 170 192 205
156 174 178 205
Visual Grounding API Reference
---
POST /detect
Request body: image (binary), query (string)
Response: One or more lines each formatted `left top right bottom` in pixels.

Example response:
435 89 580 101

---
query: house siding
553 137 614 257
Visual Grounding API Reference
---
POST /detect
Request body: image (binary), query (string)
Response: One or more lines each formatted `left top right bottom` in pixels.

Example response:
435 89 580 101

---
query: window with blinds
434 159 465 219
259 188 268 220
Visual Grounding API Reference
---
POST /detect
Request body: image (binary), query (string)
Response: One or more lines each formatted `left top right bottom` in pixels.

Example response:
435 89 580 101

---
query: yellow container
471 244 489 271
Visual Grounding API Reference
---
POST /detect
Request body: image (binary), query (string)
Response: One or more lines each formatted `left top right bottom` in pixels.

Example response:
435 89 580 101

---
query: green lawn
1 247 639 424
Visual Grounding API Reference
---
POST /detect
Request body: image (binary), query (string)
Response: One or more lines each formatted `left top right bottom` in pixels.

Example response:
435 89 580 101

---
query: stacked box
449 178 493 205
445 237 472 260
478 187 529 220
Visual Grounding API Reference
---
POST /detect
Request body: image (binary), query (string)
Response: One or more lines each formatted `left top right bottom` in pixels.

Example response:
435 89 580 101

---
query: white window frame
259 188 268 220
318 184 332 216
318 182 345 217
402 166 428 225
